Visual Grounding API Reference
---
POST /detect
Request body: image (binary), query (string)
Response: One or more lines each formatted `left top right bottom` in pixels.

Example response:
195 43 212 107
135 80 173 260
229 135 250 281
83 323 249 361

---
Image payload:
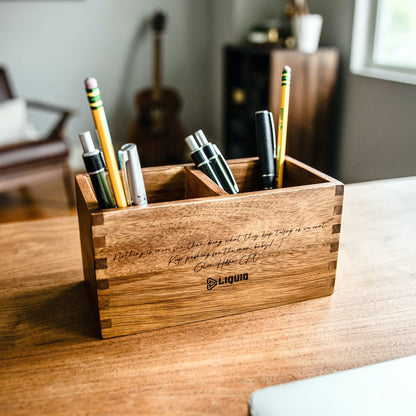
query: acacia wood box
76 157 344 339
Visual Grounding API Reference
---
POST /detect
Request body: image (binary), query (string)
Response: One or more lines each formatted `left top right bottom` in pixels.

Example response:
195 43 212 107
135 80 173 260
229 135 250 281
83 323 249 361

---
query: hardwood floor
0 177 76 223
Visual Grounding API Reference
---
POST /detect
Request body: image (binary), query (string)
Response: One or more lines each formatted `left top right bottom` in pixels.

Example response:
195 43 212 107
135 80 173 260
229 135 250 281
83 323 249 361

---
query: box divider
185 167 227 199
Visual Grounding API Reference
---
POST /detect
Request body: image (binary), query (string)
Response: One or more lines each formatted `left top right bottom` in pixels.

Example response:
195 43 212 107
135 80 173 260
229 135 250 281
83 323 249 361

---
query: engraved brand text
206 273 248 290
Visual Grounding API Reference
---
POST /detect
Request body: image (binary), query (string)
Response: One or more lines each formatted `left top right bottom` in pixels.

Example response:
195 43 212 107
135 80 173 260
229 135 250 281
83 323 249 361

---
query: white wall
218 0 416 182
209 0 285 145
1 0 415 182
0 0 212 171
217 0 416 182
311 0 416 182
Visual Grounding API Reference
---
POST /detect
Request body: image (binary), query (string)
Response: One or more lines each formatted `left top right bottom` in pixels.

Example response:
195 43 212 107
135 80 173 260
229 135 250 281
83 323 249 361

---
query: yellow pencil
85 78 127 208
276 66 291 188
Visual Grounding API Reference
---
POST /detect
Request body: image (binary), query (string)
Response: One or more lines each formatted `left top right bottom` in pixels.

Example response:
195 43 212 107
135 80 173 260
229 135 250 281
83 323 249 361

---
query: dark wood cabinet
223 45 339 173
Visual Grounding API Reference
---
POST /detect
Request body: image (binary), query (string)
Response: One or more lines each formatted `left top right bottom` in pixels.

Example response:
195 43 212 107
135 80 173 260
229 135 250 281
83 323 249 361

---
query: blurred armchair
0 66 75 208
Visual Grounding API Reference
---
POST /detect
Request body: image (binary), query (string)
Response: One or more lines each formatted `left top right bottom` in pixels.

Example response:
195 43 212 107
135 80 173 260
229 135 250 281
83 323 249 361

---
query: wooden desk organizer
76 157 343 339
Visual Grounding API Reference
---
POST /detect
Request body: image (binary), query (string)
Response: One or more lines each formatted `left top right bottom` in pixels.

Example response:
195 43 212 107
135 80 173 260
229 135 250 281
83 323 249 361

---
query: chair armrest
0 138 69 171
26 99 72 114
26 99 75 141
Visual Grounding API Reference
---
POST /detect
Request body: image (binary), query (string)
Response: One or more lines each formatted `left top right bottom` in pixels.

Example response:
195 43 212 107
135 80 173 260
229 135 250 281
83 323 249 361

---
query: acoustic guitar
129 11 185 167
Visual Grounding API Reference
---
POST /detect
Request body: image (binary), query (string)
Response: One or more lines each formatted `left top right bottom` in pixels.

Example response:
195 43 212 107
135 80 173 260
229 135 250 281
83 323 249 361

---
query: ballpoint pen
185 135 222 187
255 110 276 190
79 131 116 209
211 143 239 194
194 130 238 194
118 143 147 207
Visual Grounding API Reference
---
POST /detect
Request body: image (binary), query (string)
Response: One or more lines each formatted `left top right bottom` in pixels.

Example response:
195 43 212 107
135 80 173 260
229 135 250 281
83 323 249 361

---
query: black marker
185 135 222 187
194 130 238 194
79 131 116 209
255 110 276 190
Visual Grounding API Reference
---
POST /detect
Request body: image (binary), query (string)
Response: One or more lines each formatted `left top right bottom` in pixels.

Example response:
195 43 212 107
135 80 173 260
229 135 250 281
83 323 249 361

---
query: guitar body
129 12 186 167
130 87 185 166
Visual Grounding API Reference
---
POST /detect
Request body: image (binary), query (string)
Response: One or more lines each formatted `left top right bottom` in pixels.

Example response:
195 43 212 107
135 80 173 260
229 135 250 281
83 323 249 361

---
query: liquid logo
206 273 249 290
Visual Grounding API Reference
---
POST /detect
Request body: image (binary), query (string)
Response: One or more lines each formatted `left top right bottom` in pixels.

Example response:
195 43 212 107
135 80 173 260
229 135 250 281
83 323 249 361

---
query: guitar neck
153 34 162 98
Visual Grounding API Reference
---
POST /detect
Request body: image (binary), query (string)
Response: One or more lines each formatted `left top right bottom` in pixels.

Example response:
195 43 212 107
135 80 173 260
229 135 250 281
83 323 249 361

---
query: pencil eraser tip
85 77 98 89
283 65 291 72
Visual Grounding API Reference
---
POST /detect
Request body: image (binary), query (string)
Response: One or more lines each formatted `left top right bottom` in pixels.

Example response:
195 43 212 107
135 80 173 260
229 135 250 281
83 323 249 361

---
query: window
350 0 416 85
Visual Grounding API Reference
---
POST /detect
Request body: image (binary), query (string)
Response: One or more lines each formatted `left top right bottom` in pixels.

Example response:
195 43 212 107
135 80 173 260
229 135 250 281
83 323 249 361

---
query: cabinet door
270 48 339 173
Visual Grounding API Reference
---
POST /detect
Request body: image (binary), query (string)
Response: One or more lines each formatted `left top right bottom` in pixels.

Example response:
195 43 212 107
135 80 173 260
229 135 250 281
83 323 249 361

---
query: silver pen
118 143 147 207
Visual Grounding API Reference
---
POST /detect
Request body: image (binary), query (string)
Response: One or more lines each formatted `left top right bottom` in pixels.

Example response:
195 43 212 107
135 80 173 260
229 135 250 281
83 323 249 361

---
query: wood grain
76 157 343 338
185 167 226 198
1 177 415 415
269 47 339 172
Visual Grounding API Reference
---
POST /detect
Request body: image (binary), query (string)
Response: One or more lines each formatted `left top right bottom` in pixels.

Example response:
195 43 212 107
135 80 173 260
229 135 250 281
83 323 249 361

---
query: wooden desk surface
1 177 415 415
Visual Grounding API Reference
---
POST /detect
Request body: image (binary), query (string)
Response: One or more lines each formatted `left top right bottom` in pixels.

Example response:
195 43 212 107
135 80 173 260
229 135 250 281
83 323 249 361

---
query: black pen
79 131 116 209
212 143 239 194
185 135 222 187
194 130 238 194
255 110 276 190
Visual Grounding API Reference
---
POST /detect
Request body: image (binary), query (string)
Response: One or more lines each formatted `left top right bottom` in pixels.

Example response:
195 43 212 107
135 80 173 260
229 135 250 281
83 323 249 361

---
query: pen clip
268 111 276 158
212 144 239 193
118 150 132 206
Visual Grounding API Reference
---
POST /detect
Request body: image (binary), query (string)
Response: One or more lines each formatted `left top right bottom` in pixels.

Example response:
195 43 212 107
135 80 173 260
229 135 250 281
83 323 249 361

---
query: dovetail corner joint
330 242 340 253
327 277 336 288
98 297 110 310
95 258 108 270
96 279 110 290
91 213 104 226
100 319 112 329
328 260 337 270
332 224 341 234
93 236 106 248
335 185 344 196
